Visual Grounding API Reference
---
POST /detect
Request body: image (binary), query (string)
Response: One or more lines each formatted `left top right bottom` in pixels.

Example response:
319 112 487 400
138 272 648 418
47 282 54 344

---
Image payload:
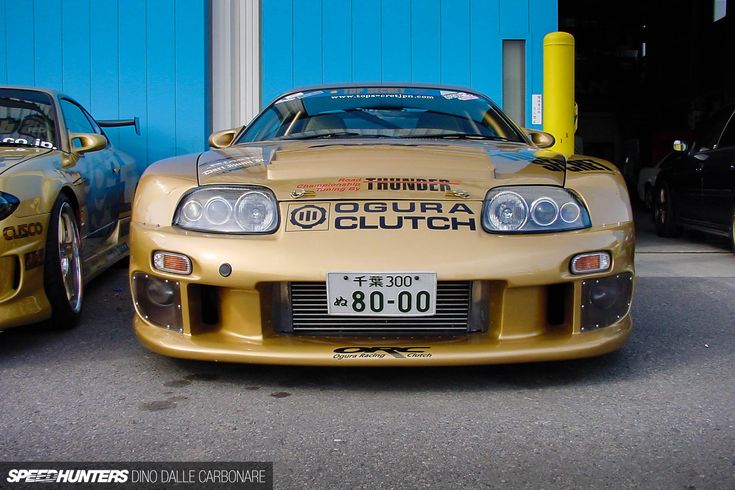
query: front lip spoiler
134 315 631 366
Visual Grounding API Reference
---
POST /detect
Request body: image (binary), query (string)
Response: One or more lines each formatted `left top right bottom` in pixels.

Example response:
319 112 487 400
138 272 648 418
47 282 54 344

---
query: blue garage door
0 0 209 169
261 0 557 127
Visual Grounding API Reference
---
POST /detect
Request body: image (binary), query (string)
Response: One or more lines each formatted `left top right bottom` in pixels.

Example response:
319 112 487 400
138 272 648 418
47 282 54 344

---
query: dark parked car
654 106 735 251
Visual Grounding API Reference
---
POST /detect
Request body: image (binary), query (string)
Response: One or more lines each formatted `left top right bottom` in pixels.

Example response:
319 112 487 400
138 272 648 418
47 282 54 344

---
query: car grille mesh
288 281 472 335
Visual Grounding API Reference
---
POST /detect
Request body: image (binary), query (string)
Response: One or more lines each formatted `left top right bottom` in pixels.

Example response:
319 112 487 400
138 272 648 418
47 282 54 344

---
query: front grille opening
546 283 569 327
187 284 220 332
0 256 19 297
199 285 220 325
12 256 20 291
285 281 476 336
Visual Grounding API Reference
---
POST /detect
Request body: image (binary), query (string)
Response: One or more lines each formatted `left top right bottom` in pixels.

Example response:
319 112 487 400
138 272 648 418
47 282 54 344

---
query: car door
59 99 122 255
701 108 735 228
668 148 703 222
675 108 733 223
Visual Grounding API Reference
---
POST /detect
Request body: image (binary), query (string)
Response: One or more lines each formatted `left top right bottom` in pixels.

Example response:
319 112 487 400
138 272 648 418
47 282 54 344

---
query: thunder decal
364 178 454 192
3 222 43 240
285 201 477 232
294 178 459 194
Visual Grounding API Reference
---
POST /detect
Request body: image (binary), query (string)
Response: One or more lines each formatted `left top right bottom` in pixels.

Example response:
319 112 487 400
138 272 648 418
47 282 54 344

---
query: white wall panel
212 0 260 132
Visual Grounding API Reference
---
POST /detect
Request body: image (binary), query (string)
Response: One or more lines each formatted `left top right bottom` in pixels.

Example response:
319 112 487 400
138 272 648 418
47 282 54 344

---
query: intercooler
274 281 487 336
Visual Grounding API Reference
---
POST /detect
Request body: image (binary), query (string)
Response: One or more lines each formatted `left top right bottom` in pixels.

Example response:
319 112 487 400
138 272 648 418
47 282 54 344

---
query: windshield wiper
278 131 364 140
407 133 509 141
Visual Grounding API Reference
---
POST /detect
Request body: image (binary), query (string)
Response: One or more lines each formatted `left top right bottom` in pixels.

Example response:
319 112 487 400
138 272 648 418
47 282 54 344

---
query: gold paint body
131 140 634 365
0 87 138 329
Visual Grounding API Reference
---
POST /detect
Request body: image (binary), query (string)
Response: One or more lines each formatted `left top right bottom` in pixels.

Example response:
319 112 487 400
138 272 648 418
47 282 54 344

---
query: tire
729 203 735 253
44 194 84 329
653 182 681 237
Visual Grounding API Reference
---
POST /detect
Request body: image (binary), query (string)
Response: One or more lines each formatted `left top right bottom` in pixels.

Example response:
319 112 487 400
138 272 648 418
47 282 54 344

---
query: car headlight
173 186 279 234
482 186 590 233
0 191 20 221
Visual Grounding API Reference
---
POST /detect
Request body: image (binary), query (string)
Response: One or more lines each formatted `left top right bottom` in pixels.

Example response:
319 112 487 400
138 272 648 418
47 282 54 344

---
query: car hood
0 147 54 176
197 140 567 201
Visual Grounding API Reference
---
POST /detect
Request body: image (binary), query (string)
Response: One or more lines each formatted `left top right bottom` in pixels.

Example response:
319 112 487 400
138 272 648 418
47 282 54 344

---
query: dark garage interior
560 0 735 201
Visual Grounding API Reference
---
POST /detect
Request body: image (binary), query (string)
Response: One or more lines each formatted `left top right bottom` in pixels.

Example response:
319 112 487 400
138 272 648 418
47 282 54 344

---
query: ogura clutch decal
285 201 477 232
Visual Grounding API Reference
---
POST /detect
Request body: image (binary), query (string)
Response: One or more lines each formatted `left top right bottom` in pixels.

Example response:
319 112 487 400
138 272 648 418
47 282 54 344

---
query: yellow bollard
543 32 575 155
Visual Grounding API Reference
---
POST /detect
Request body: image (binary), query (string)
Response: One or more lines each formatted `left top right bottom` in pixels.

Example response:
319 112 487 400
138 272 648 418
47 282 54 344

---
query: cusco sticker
3 222 43 240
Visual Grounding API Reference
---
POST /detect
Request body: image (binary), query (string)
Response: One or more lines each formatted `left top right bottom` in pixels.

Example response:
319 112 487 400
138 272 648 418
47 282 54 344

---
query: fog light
571 251 611 274
581 272 633 331
146 278 176 307
152 251 192 275
132 272 183 332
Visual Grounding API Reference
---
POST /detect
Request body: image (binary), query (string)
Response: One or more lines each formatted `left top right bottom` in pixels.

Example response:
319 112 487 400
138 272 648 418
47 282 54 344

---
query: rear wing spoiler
97 117 141 136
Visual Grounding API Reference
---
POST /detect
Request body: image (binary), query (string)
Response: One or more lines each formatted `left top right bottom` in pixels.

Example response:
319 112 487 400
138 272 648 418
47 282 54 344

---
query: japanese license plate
326 272 437 316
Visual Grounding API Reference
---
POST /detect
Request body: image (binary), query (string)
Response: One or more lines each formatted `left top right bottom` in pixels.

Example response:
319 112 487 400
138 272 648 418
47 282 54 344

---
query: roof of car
0 85 72 101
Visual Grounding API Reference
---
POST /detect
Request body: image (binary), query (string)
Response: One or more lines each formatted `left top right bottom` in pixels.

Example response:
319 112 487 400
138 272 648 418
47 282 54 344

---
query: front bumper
130 217 635 366
0 213 51 329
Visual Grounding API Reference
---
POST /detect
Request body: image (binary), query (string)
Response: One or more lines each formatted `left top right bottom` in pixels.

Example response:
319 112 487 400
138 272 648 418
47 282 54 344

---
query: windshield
0 88 58 149
238 87 525 143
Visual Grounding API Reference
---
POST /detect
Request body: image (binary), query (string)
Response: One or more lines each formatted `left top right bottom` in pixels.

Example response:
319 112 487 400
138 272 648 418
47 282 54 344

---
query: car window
693 107 733 151
61 99 95 134
0 88 58 149
237 87 525 143
717 113 735 149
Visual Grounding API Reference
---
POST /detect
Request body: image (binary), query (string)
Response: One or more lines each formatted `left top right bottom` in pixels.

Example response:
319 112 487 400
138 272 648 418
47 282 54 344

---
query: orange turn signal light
571 252 611 275
152 251 192 275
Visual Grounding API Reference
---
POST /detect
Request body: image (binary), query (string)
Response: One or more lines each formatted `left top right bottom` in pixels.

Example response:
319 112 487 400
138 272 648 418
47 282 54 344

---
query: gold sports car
0 86 139 330
131 84 634 366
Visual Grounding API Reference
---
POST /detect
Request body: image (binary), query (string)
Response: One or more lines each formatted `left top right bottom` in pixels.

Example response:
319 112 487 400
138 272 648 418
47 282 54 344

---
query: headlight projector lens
235 192 276 232
530 198 559 226
204 197 233 225
486 191 528 230
560 202 581 223
182 200 203 222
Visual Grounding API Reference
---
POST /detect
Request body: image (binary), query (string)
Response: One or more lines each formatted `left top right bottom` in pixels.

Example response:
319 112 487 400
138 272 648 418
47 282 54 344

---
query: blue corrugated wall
261 0 558 128
0 0 209 169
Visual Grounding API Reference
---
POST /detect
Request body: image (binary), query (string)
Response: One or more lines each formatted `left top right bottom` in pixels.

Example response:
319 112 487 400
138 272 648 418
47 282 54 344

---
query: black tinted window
0 89 58 148
717 113 735 149
694 107 733 151
61 100 95 134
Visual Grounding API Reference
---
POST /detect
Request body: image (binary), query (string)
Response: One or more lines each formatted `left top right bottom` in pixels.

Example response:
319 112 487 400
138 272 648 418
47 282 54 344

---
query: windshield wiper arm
407 133 509 141
278 131 363 140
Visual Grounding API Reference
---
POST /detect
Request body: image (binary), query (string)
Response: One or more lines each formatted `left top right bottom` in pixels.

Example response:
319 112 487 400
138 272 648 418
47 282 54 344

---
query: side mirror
525 129 556 149
209 127 243 149
69 133 107 155
672 139 688 153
